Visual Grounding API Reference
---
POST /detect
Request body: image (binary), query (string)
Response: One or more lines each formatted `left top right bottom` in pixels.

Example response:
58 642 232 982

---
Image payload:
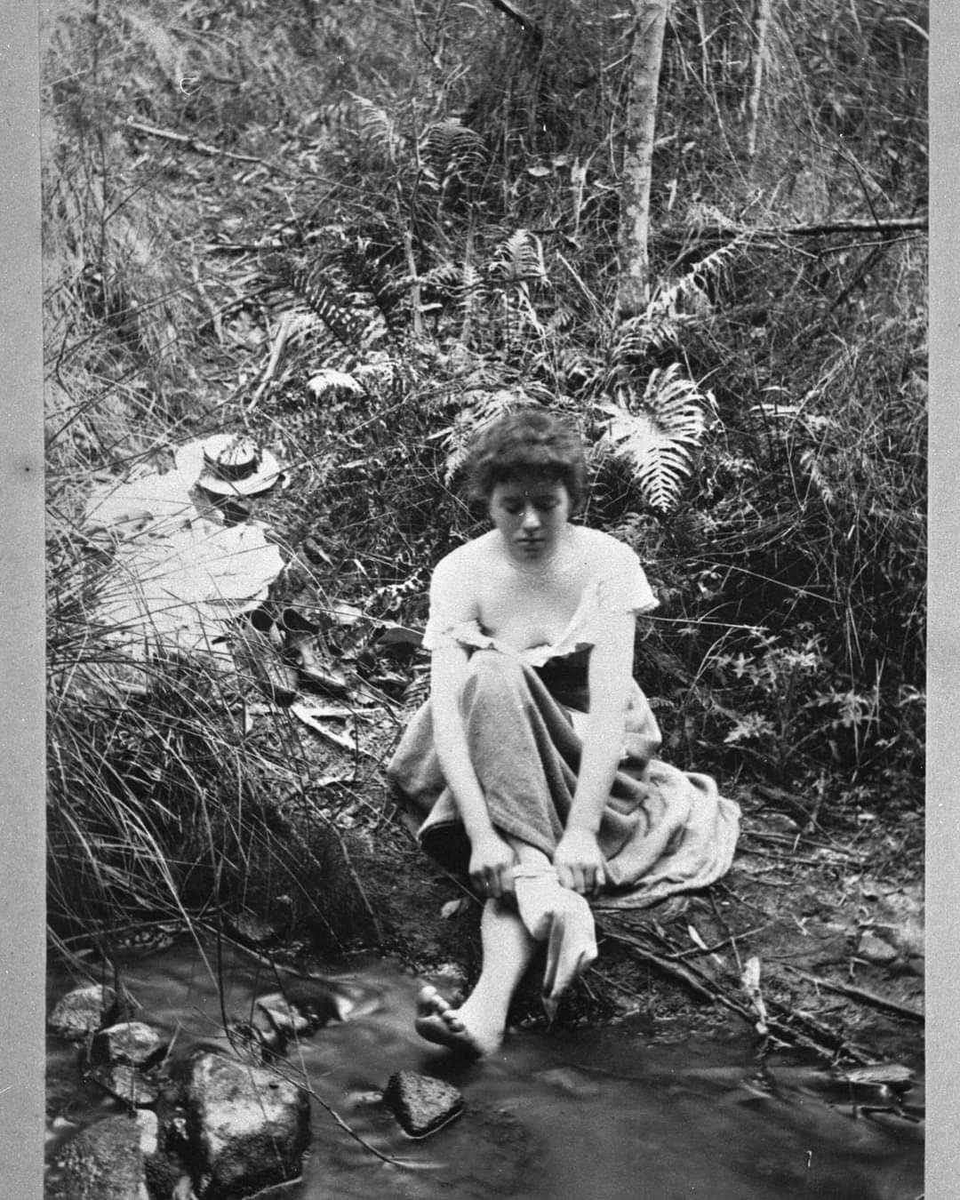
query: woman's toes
417 985 448 1016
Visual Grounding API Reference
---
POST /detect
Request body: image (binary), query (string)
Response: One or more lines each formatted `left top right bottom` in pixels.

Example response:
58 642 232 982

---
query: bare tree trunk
746 0 772 161
616 0 669 320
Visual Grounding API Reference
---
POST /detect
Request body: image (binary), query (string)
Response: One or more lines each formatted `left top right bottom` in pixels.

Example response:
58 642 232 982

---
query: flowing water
47 945 923 1199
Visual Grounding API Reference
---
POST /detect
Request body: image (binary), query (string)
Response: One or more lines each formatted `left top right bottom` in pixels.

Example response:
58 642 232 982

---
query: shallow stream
47 945 923 1198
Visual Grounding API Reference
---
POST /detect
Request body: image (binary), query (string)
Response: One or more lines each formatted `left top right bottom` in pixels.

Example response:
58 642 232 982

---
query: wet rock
90 1020 168 1068
247 1006 288 1053
254 992 313 1038
48 1110 158 1198
48 984 128 1041
279 978 357 1028
88 1062 160 1108
183 1051 310 1197
227 912 279 947
383 1070 464 1138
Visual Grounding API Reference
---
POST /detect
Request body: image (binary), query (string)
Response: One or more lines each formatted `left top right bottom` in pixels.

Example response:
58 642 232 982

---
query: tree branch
483 0 543 46
784 965 925 1023
669 215 927 242
124 117 293 176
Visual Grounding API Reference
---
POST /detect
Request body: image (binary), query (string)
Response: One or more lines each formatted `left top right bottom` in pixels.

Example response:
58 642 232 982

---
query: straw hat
196 434 284 497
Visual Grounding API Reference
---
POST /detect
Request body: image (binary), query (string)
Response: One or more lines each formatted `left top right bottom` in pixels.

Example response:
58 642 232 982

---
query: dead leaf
688 924 709 952
440 899 467 920
375 624 424 648
330 601 364 626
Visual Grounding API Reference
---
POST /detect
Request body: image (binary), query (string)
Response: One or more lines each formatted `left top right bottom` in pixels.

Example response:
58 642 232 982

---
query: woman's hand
468 829 516 900
554 827 606 896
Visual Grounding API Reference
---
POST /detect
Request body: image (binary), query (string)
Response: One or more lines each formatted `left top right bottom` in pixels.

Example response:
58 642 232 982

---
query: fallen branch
783 965 925 1023
599 916 872 1063
665 214 926 251
125 117 292 176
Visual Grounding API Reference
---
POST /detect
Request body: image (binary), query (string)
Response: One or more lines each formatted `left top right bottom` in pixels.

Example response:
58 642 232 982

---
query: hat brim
197 450 284 496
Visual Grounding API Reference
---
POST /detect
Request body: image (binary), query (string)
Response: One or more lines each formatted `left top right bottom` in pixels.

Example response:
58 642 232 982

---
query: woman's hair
465 408 587 508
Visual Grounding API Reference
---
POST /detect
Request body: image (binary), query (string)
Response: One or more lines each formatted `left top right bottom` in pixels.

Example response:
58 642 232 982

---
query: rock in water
184 1051 310 1198
48 1111 158 1198
383 1071 464 1138
48 984 127 1041
89 1020 167 1068
88 1062 160 1108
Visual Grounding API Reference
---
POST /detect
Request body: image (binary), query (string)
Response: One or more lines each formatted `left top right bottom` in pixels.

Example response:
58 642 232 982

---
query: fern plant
614 236 749 358
597 364 713 512
420 118 487 201
439 387 530 484
348 92 404 162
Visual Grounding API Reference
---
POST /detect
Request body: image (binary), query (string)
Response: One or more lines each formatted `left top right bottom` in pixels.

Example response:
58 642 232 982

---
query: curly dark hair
465 408 588 509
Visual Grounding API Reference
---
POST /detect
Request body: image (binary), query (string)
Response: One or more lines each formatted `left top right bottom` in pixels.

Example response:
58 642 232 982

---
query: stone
254 992 312 1038
88 1063 160 1108
48 1110 158 1199
277 978 357 1028
48 984 124 1041
249 1006 286 1052
183 1051 310 1198
90 1020 167 1068
383 1070 464 1138
227 912 279 947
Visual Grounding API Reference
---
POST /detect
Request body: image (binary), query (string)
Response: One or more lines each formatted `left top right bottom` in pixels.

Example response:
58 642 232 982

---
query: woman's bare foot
414 985 503 1057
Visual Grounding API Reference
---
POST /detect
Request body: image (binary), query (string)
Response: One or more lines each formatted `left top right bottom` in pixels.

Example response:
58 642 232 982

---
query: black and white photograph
10 0 940 1194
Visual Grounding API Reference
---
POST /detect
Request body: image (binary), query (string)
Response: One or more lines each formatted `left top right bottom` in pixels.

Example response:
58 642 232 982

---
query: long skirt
387 648 740 910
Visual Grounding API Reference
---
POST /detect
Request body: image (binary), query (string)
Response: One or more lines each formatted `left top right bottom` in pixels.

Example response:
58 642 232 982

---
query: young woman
388 410 739 1056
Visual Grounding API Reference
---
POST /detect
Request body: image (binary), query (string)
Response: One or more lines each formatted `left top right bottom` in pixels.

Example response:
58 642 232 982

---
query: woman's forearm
567 610 636 835
432 716 497 841
429 646 496 842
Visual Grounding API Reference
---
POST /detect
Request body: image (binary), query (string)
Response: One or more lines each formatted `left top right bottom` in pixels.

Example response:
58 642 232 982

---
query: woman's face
488 476 572 564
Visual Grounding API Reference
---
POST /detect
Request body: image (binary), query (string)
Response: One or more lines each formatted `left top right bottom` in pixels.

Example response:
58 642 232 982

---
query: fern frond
613 236 749 362
598 365 710 512
493 229 546 284
653 237 745 315
799 448 836 505
441 388 525 484
348 93 403 162
287 260 373 353
421 119 486 191
419 261 463 292
340 244 405 341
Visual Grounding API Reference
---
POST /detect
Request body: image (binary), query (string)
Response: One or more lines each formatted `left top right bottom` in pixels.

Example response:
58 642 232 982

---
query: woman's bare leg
416 840 571 1055
416 896 536 1055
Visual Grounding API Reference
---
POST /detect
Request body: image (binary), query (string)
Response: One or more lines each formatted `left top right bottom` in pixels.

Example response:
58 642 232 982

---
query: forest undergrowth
44 0 926 1059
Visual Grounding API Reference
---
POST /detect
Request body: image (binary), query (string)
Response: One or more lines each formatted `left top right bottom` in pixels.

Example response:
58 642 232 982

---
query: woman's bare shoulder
432 532 500 578
572 525 639 567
